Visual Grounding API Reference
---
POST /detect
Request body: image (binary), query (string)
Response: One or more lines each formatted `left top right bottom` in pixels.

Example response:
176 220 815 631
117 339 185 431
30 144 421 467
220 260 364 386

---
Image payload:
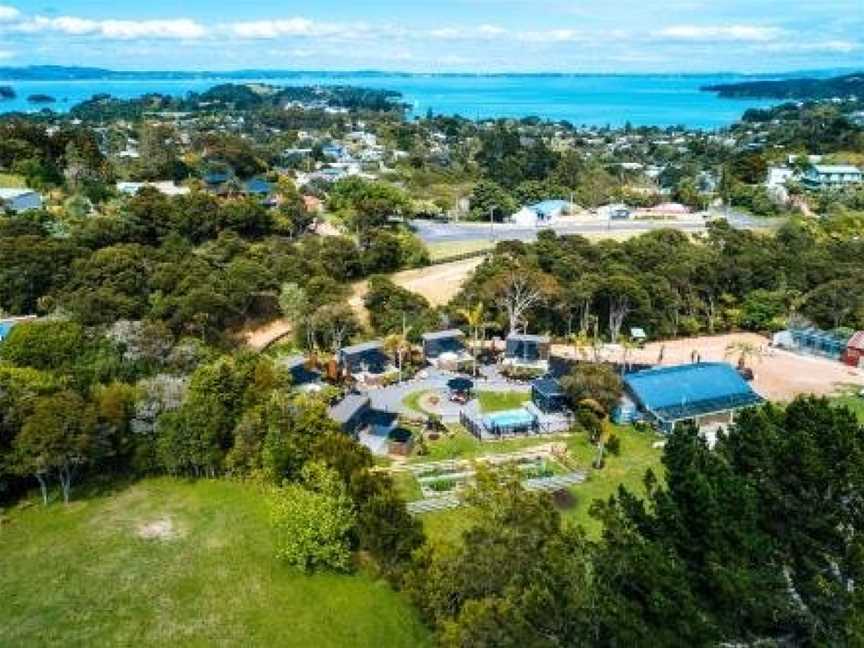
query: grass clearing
833 390 864 423
0 478 429 647
476 390 530 412
401 390 433 415
0 172 26 188
426 240 494 261
560 425 665 536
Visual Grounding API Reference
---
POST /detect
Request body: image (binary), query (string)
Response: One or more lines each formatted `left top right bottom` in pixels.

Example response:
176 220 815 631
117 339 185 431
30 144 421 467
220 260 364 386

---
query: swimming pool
483 408 537 431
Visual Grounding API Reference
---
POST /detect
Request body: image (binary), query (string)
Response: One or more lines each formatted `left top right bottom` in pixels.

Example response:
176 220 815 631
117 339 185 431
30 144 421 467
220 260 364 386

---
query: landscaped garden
0 478 430 647
415 423 665 542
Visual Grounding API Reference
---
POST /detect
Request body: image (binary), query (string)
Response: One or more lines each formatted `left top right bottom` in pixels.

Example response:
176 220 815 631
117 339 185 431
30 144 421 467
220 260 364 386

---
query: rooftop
421 329 465 342
625 362 763 422
340 340 384 356
506 333 550 344
328 394 370 425
811 164 861 175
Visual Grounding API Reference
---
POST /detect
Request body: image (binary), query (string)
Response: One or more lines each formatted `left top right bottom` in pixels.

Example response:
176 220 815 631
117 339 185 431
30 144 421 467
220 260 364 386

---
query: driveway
362 366 531 420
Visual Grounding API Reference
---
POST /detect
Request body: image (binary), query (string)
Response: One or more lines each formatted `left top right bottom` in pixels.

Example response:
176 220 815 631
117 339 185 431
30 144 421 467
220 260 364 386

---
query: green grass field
560 425 664 536
475 390 530 412
426 240 494 261
833 391 864 423
0 172 26 188
0 478 429 647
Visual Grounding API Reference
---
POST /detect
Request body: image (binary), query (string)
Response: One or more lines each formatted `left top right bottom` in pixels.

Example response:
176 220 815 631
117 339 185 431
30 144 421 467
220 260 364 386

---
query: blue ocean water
0 73 774 129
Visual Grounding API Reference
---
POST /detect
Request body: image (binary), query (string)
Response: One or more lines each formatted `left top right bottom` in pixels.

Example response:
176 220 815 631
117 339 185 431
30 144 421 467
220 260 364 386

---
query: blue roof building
623 362 763 432
530 200 570 219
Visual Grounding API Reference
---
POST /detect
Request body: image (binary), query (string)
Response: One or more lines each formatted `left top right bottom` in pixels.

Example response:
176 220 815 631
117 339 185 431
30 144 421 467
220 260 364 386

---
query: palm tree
458 302 486 377
384 316 413 383
724 340 763 371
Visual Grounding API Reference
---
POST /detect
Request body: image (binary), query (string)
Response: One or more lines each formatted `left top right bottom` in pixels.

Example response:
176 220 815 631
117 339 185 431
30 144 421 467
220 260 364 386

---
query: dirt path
245 256 484 350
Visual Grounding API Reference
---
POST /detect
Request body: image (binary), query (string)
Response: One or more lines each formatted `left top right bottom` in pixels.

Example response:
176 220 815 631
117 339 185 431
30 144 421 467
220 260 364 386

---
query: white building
116 181 190 197
0 188 43 213
511 200 571 227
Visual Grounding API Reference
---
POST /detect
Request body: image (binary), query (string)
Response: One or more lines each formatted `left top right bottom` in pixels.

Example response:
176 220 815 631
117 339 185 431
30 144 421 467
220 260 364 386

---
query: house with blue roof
620 362 763 432
511 199 571 227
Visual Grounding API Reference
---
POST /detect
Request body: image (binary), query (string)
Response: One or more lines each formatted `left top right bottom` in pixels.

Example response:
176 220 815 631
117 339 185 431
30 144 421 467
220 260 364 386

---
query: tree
457 302 486 377
269 462 355 572
0 320 86 371
12 391 96 504
467 180 516 222
601 275 647 343
310 303 360 352
384 321 412 383
278 282 310 347
560 363 622 416
489 268 557 335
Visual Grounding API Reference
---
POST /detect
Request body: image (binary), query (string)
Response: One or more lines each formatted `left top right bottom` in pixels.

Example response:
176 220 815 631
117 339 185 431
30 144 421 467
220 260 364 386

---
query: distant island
0 85 15 99
703 72 864 100
26 94 56 104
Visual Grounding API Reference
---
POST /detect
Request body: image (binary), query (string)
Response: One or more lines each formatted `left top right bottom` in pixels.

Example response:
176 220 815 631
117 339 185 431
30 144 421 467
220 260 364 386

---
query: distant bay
0 72 778 129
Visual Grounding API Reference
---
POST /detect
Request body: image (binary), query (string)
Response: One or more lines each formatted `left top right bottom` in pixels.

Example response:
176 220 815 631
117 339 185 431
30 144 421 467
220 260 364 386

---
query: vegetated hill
703 72 864 99
0 478 430 647
0 85 15 99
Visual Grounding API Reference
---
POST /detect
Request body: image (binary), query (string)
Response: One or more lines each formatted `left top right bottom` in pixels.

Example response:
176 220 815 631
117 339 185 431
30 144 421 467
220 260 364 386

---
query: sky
0 1 861 73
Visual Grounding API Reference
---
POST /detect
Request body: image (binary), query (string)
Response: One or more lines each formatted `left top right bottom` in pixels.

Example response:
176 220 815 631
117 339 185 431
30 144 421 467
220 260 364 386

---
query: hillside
0 478 429 647
703 72 864 99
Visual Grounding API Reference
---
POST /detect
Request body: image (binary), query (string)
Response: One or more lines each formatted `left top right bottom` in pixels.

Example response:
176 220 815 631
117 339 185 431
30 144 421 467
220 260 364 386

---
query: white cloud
0 49 14 60
16 16 207 40
228 18 371 40
656 25 784 42
0 5 19 22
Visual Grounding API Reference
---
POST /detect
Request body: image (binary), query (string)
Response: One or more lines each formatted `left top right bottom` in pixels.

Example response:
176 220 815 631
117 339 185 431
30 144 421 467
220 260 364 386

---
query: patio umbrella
447 377 474 393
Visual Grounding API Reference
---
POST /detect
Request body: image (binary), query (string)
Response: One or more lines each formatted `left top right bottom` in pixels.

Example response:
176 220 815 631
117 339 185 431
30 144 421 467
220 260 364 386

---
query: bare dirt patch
553 332 864 402
137 517 180 541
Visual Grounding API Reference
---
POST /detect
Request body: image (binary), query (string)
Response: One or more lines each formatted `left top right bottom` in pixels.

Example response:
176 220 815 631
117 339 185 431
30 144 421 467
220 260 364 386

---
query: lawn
0 478 429 647
833 391 864 423
426 240 494 261
560 425 665 536
475 390 530 412
0 172 27 188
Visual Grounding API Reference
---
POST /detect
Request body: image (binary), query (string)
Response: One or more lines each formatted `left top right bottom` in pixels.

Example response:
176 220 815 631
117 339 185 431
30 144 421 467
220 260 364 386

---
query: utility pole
489 204 497 241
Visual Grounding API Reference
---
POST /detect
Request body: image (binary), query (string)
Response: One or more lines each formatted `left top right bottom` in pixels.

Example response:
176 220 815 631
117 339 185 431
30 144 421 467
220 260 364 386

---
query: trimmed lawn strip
475 391 530 413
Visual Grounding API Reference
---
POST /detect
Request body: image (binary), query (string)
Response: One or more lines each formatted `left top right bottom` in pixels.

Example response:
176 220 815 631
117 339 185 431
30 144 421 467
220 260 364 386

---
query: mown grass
426 240 494 261
0 478 429 647
833 390 864 423
0 172 26 188
560 425 665 536
475 390 530 412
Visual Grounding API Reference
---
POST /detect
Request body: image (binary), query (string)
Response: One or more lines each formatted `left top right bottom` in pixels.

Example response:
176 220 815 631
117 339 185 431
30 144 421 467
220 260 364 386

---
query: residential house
511 200 571 227
328 393 371 434
503 333 551 371
421 330 472 370
337 340 397 385
802 165 863 190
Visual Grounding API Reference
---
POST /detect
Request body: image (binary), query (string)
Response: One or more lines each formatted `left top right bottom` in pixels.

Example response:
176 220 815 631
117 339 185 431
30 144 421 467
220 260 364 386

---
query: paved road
411 211 781 245
411 217 707 244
